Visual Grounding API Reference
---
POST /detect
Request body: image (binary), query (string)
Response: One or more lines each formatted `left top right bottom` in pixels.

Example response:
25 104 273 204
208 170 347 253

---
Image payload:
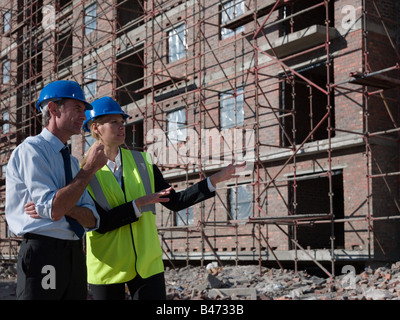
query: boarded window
167 108 186 145
220 87 244 129
168 24 186 63
85 3 97 35
229 184 252 220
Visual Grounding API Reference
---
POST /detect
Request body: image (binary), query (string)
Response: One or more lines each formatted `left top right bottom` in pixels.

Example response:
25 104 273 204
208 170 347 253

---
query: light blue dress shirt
5 128 99 240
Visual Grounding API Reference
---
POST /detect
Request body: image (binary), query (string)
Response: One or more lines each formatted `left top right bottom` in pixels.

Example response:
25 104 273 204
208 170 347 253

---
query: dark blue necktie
61 146 85 239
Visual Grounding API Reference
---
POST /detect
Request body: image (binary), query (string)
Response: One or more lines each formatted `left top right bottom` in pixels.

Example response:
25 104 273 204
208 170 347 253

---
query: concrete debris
2 261 400 300
0 263 17 300
206 273 224 289
0 263 17 280
165 261 400 300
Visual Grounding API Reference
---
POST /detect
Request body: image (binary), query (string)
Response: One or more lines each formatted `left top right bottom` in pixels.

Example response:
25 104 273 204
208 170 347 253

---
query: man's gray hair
40 99 64 127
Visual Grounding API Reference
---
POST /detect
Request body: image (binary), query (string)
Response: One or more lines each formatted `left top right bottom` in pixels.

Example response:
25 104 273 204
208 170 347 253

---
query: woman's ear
91 122 100 136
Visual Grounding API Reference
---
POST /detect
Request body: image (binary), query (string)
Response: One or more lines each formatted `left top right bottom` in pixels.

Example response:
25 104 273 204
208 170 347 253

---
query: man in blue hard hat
5 80 108 299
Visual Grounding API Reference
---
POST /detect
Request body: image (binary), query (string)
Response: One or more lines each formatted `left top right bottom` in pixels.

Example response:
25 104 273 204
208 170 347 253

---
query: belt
23 233 82 248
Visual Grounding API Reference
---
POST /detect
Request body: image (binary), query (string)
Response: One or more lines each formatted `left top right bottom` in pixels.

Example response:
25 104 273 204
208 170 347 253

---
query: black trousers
17 233 87 300
89 272 166 300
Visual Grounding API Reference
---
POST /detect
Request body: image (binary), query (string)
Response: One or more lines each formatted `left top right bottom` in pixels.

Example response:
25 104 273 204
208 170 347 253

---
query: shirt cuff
80 204 100 232
207 177 216 192
132 200 143 218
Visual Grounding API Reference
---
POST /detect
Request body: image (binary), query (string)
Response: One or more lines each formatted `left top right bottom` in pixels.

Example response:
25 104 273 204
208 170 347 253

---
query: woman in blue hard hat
82 96 245 300
7 80 107 299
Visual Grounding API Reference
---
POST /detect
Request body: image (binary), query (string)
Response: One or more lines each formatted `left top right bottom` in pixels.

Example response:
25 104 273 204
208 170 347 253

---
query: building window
229 184 252 220
1 164 7 179
84 3 97 35
280 0 334 36
280 62 335 147
220 87 244 129
175 207 194 226
3 10 11 33
2 111 9 134
84 66 97 100
167 108 186 145
288 170 344 249
168 23 186 63
56 30 73 71
221 0 245 40
116 46 144 105
59 0 72 10
2 59 10 84
117 0 144 32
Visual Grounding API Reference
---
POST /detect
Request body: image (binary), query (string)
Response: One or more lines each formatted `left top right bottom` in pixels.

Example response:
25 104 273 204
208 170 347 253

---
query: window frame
167 23 187 63
175 206 194 226
2 111 9 134
167 108 187 146
220 0 245 40
2 59 10 84
3 10 11 34
83 66 97 100
220 87 244 130
84 3 97 35
228 183 252 220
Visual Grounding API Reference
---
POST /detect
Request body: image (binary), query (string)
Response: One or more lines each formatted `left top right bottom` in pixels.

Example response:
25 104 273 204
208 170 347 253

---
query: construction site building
0 0 400 277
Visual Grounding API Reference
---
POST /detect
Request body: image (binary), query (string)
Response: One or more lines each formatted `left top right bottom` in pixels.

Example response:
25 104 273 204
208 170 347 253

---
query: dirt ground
0 279 17 300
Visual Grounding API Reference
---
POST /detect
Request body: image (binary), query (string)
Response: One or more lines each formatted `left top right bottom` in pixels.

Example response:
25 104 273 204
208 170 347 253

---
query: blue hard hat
36 80 92 111
82 110 93 133
82 97 129 132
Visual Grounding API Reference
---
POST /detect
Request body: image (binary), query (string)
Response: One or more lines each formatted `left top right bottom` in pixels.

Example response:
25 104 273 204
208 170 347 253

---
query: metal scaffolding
0 0 400 278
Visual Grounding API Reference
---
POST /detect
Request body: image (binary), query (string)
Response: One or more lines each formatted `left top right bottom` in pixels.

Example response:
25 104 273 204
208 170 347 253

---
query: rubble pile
0 263 17 300
2 261 400 300
0 263 17 280
164 261 400 300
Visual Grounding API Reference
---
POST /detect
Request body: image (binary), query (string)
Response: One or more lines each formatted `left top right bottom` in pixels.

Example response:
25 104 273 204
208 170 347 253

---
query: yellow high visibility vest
86 148 164 285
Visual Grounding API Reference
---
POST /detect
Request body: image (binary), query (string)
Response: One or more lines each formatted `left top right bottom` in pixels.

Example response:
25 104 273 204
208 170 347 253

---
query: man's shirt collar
41 128 67 153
